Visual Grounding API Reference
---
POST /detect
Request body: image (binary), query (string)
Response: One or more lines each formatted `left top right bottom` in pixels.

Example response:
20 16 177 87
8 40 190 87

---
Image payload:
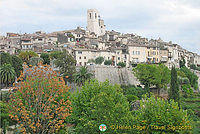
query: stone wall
192 70 200 91
87 65 140 85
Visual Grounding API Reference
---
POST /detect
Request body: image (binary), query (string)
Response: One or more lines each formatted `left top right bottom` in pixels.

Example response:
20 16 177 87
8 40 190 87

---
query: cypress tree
169 66 180 106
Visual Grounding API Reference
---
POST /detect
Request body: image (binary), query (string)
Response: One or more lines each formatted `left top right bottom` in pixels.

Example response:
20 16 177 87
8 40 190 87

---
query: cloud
0 0 200 54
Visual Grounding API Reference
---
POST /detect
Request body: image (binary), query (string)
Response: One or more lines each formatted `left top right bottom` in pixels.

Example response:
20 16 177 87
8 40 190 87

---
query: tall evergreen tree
169 66 180 106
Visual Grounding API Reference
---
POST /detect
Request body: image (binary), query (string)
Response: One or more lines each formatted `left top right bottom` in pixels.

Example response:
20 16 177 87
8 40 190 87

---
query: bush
69 80 132 133
0 101 17 128
180 67 198 90
117 62 126 68
95 56 104 65
104 60 112 65
8 64 72 133
121 85 147 103
133 95 192 133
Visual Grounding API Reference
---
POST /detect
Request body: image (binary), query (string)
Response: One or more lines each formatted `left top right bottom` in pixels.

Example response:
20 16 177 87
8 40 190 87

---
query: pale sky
0 0 200 54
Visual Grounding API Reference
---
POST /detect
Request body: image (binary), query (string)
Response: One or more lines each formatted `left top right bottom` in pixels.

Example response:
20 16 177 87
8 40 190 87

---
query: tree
53 50 76 83
179 57 186 68
180 67 198 90
0 52 12 65
73 66 93 86
29 57 44 66
104 60 112 65
169 66 180 105
40 53 50 65
133 64 161 96
121 85 147 104
69 80 133 133
95 56 104 65
50 51 63 60
133 95 192 133
19 51 38 64
11 55 23 77
0 101 17 129
0 64 16 87
156 64 170 95
8 64 72 134
117 62 126 68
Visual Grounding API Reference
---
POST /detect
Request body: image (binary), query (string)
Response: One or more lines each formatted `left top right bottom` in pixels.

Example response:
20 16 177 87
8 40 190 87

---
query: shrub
133 95 192 133
95 56 104 65
8 64 72 133
104 60 112 65
117 62 126 68
70 80 132 133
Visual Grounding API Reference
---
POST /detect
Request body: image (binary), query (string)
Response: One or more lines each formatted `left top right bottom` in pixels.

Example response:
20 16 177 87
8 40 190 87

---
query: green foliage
169 66 180 104
133 95 192 133
121 85 147 103
11 55 23 77
117 62 126 68
0 64 16 87
181 84 193 97
50 51 63 59
133 64 170 95
104 60 112 65
29 57 43 66
18 51 38 64
180 94 200 134
95 56 104 65
179 57 186 68
53 50 76 83
69 80 132 133
73 66 93 86
0 101 17 128
0 53 23 78
0 52 12 65
40 53 50 65
180 67 198 90
190 64 200 71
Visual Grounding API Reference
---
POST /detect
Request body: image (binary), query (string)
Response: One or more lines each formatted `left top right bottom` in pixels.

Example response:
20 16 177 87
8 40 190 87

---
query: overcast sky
0 0 200 54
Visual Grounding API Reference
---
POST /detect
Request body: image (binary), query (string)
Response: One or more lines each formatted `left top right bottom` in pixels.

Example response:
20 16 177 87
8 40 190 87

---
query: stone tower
87 9 106 36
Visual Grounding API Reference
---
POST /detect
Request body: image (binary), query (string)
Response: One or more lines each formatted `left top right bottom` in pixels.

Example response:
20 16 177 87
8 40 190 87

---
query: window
84 56 86 59
78 51 82 54
95 13 97 19
79 62 82 65
79 57 81 59
108 57 110 59
89 13 92 19
84 62 87 66
133 51 135 55
38 38 42 41
118 57 120 60
153 47 156 50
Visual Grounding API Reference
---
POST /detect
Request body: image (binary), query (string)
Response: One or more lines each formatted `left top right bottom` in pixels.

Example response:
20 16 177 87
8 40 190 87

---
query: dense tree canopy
11 55 23 77
53 50 76 82
133 64 170 95
70 80 132 133
18 51 38 64
133 95 192 133
40 53 50 65
95 56 104 65
117 62 126 68
0 52 12 65
104 60 112 65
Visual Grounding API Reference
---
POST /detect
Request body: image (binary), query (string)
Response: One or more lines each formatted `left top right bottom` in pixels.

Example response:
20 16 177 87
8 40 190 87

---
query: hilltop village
1 9 200 68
